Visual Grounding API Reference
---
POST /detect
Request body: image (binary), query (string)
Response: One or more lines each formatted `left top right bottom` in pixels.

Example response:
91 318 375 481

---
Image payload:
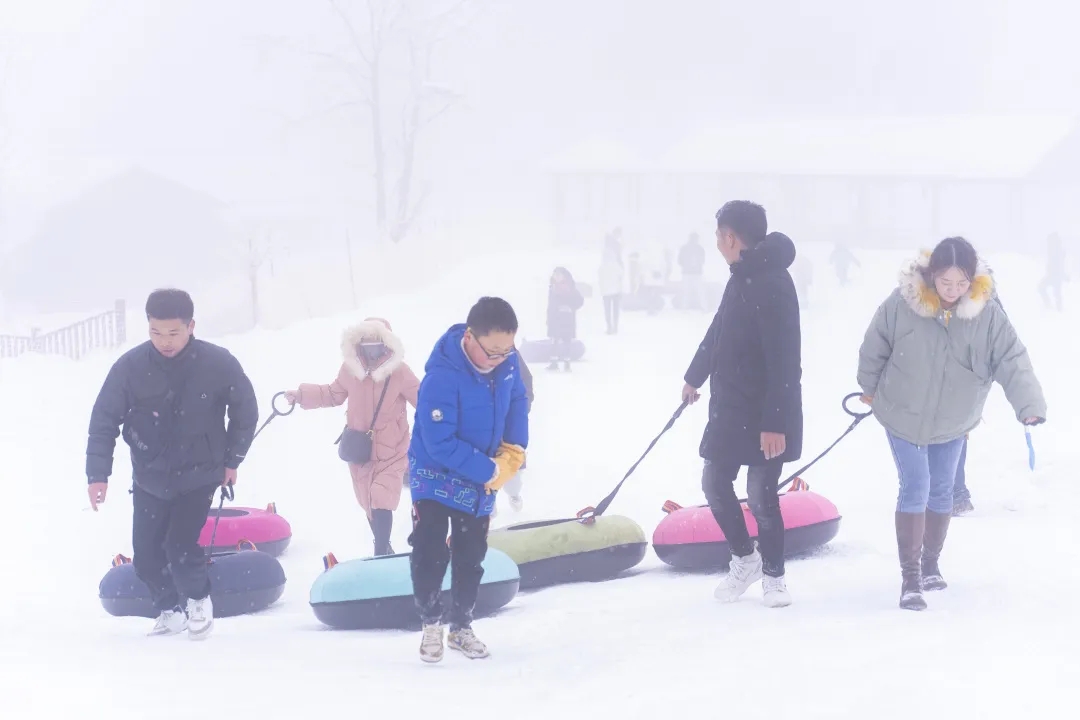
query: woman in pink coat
285 317 419 555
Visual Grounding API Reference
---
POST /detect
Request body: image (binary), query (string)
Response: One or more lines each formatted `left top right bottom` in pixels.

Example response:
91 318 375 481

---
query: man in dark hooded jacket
681 200 803 608
85 289 258 639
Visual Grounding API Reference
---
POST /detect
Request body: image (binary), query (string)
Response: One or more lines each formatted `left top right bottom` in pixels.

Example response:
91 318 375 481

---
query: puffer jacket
407 324 529 517
857 251 1046 446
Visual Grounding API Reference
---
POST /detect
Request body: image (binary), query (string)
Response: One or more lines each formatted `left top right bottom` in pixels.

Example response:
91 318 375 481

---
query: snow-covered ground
0 242 1076 719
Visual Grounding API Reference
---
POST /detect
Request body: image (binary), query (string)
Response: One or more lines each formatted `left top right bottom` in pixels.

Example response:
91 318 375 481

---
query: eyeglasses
469 330 515 360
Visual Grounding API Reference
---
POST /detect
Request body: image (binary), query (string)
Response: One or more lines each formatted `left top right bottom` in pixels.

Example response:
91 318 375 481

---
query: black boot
371 509 395 556
921 510 951 591
895 511 927 611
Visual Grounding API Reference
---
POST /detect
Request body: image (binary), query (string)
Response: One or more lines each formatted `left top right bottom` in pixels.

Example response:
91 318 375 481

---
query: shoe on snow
509 495 523 512
186 596 214 640
714 548 763 602
762 575 792 608
420 623 445 663
922 574 947 592
448 627 489 659
952 498 974 517
900 576 927 611
148 607 187 636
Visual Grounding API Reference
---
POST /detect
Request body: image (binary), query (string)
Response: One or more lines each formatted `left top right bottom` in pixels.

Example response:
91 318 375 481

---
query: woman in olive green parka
857 237 1046 611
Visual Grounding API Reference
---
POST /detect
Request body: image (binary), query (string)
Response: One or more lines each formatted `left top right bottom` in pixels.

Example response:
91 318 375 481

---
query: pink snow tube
652 487 841 570
198 502 292 558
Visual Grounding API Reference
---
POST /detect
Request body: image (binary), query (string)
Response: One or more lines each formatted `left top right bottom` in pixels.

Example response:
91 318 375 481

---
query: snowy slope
0 243 1076 720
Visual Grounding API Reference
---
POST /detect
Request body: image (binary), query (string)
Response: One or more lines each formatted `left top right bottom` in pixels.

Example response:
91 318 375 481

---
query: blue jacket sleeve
415 369 498 484
502 363 529 448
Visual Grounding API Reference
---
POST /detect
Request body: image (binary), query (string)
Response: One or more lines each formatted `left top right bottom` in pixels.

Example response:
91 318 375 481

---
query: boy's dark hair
145 289 194 323
926 236 978 281
716 200 768 245
466 296 518 336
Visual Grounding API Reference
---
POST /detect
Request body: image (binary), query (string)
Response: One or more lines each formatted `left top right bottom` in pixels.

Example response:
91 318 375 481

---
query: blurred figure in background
830 242 860 286
1038 232 1067 311
678 232 707 311
546 266 585 371
599 230 625 334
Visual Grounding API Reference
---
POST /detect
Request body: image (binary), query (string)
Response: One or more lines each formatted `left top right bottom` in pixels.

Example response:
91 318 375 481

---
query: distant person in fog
682 200 803 609
1038 232 1067 311
85 289 258 640
829 243 860 286
678 232 707 310
284 317 419 556
599 230 625 334
546 266 585 371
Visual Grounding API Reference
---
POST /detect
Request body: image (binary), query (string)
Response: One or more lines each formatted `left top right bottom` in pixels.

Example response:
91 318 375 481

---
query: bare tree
285 0 479 242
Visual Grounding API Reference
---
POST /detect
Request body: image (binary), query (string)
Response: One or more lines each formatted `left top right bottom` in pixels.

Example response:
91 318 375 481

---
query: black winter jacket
547 270 585 341
85 338 259 500
684 233 804 466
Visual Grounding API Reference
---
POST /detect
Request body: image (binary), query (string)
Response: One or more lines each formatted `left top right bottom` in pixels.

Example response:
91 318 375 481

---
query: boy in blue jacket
407 297 529 662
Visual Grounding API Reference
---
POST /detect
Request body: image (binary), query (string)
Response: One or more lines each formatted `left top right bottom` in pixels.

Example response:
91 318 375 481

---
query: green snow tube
486 515 647 589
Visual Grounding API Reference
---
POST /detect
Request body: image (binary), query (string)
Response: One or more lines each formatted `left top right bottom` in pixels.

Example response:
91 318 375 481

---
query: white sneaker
186 596 214 640
148 607 187 636
762 574 792 608
714 548 763 602
448 627 490 659
420 623 445 663
509 495 523 512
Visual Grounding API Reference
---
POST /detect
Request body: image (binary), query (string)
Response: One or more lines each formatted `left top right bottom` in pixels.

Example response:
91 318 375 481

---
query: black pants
602 294 621 331
408 499 490 630
702 460 786 577
132 482 217 612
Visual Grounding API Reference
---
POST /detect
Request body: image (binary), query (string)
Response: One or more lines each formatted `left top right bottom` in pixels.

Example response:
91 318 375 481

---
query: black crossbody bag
334 380 390 465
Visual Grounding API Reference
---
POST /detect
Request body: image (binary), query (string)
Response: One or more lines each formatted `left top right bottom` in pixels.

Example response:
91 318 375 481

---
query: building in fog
547 115 1078 253
1 167 238 313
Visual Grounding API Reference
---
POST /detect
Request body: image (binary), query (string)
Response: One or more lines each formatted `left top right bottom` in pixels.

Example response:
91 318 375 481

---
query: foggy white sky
2 0 1080 248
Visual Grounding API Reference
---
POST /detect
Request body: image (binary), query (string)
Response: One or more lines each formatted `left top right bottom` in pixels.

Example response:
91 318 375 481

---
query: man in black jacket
681 201 803 608
85 289 258 639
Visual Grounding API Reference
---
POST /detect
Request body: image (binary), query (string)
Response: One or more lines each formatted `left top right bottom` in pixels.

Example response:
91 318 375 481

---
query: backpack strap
369 379 391 428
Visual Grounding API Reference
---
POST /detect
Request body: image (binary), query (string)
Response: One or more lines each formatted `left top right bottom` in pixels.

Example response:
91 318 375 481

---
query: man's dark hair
716 200 768 245
466 296 518 336
145 289 194 323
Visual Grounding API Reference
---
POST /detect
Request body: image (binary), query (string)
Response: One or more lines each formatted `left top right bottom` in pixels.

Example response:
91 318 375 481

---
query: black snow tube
518 338 586 364
309 548 520 630
487 515 648 589
99 549 287 618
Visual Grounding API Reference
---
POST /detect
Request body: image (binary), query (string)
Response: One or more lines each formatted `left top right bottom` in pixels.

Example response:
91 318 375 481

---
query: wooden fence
0 300 127 360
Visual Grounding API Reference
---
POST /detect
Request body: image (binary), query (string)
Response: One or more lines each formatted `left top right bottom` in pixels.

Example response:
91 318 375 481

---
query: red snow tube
198 502 292 558
652 485 841 570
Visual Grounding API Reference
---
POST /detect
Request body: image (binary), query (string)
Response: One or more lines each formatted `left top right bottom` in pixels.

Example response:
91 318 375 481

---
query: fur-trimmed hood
898 250 995 319
340 317 405 382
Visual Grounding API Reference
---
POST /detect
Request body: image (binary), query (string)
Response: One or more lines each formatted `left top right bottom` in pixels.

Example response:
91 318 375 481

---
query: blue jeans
885 432 965 514
952 437 970 501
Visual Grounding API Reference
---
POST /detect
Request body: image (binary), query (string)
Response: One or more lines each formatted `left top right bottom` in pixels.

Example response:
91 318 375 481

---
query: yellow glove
484 443 526 493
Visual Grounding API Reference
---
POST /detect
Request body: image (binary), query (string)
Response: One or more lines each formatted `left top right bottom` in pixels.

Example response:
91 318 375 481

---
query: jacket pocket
938 362 990 430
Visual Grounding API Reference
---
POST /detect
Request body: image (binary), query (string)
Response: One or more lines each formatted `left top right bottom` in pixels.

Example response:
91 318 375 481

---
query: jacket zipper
479 376 498 517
